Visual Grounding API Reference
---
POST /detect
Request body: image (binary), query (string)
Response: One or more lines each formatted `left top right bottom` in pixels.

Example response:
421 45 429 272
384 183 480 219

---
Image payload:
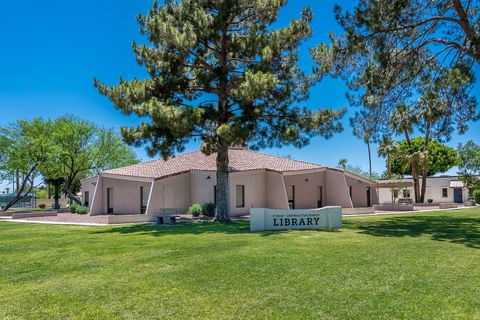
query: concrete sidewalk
345 206 479 217
0 218 110 227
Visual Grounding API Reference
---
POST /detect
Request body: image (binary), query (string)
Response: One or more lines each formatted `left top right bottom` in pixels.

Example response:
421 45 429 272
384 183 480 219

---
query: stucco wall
229 171 267 215
189 171 268 215
345 175 372 207
283 172 326 209
80 177 97 208
89 176 103 216
190 171 216 205
266 171 289 209
147 173 191 214
101 178 152 215
325 170 353 208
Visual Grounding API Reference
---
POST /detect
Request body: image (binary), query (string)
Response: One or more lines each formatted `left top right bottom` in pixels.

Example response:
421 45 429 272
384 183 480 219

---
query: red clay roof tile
103 149 324 179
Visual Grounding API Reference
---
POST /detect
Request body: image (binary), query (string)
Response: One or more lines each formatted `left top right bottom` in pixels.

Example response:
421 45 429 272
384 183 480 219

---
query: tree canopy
312 0 479 203
313 0 479 114
95 0 345 221
457 140 480 190
45 116 138 203
0 119 55 211
0 117 138 210
390 137 457 177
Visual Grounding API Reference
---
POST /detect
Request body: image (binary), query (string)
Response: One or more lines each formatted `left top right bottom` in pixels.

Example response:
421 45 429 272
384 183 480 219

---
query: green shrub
188 204 203 217
76 206 89 215
473 190 480 205
70 204 79 213
427 199 433 204
202 203 216 217
38 204 46 209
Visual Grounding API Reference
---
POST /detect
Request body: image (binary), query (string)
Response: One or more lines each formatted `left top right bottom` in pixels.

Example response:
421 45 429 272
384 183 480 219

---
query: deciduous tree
0 119 55 211
45 116 138 204
457 140 480 191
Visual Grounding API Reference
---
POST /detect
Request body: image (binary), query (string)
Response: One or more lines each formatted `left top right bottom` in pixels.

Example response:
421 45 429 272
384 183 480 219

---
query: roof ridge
241 149 324 168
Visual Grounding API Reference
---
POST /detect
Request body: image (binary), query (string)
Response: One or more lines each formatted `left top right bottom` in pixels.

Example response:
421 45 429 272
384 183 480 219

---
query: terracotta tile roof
103 149 325 179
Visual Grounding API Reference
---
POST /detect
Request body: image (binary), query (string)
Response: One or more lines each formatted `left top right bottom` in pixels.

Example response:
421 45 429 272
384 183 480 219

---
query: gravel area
23 213 109 224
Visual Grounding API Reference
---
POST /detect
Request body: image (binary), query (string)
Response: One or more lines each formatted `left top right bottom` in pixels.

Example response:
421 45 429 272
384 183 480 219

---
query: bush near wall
473 190 480 205
202 203 216 217
76 206 89 215
69 204 88 214
188 204 203 217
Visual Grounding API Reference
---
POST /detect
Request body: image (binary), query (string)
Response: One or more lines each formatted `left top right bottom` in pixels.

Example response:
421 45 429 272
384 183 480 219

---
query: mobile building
378 176 476 205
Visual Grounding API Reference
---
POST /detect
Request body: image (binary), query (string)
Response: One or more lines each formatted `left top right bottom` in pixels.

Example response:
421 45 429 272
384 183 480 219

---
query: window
442 188 448 198
140 186 149 214
107 188 114 214
317 186 323 208
393 189 399 198
366 187 371 207
236 185 245 208
287 185 295 209
84 191 89 207
403 189 411 198
349 186 353 200
214 185 217 205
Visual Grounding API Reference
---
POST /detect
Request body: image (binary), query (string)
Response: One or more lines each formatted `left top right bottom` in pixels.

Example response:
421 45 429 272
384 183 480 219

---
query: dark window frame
287 185 295 209
317 186 323 208
442 188 448 198
140 186 148 214
214 185 217 205
107 188 114 214
84 191 90 207
236 185 245 208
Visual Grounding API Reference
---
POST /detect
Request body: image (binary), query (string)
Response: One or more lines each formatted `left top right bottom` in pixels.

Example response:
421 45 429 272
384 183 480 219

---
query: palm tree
389 105 421 203
337 159 348 170
378 136 399 203
416 95 444 202
350 111 376 179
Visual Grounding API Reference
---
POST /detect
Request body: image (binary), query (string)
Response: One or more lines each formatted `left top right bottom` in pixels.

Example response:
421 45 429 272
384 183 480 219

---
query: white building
378 176 476 204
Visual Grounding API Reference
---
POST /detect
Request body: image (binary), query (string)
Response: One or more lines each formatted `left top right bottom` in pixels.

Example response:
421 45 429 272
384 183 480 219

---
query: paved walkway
345 205 479 217
0 216 110 226
1 207 478 227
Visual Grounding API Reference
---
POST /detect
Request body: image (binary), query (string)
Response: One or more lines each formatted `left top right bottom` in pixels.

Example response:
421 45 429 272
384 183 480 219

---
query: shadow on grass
348 215 480 249
90 221 289 237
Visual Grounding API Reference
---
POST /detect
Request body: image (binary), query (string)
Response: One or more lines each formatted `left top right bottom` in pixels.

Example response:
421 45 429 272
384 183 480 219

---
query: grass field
1 208 480 319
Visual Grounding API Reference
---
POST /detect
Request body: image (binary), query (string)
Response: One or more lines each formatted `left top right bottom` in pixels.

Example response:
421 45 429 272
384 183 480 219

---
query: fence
0 193 36 209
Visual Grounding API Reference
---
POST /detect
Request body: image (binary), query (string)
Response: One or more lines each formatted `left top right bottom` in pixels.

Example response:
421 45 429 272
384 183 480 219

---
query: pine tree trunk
367 140 372 179
214 143 231 222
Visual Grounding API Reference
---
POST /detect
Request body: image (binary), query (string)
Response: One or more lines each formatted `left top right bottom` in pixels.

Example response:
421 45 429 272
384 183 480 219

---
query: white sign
250 207 342 232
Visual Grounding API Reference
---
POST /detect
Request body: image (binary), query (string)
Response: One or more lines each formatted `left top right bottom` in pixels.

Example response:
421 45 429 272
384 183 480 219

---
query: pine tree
95 0 344 222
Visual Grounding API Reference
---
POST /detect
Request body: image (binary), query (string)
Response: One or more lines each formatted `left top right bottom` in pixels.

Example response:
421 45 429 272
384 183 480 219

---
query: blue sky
0 0 479 191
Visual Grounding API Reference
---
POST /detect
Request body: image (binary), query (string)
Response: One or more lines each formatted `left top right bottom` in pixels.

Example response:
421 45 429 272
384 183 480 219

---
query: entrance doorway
287 185 295 209
366 187 371 207
317 186 323 208
454 188 463 203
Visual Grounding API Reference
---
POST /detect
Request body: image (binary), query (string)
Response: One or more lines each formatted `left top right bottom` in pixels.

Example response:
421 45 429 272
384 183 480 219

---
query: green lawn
1 209 480 319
